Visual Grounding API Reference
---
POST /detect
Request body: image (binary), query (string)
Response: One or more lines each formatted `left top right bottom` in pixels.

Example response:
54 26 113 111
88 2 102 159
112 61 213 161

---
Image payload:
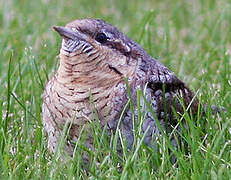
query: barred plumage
42 18 199 156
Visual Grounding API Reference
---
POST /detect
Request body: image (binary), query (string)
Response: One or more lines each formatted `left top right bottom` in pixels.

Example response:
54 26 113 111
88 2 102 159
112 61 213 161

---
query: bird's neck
56 53 120 90
56 52 137 89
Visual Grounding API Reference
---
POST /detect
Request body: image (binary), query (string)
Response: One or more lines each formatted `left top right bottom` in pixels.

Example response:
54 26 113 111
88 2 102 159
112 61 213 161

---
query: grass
0 0 231 179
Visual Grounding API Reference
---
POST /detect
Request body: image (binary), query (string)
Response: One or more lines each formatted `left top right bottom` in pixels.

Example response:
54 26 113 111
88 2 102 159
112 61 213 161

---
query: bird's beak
53 26 87 41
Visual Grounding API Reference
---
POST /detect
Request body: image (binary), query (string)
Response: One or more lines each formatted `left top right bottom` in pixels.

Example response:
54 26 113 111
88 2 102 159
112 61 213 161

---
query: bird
42 18 200 157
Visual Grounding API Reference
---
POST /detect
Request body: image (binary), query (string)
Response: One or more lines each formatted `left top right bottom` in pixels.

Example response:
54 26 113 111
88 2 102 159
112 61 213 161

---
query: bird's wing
145 60 199 125
147 60 183 86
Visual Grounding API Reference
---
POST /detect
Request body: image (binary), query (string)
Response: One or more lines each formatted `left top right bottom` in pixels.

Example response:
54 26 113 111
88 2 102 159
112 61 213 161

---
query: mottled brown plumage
42 19 199 156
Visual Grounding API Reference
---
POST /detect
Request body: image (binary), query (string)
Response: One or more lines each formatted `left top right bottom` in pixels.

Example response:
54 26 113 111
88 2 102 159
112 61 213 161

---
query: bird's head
53 18 140 58
53 19 146 82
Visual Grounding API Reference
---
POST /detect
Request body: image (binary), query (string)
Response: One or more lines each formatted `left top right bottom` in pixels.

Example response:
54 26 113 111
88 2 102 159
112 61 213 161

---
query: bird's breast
45 49 137 126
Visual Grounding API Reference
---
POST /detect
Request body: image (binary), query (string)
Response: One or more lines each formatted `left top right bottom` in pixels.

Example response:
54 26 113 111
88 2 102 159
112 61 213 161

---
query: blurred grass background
0 0 230 179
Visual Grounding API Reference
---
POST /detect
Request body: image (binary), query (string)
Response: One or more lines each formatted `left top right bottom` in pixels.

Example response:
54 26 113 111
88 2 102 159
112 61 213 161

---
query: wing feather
146 59 199 125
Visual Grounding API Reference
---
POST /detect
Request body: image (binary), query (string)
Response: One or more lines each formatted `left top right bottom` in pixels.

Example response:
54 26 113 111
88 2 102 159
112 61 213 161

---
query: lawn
0 0 230 179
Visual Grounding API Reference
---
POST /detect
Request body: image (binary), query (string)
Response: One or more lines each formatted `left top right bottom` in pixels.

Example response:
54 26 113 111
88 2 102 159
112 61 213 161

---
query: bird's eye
95 33 108 43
